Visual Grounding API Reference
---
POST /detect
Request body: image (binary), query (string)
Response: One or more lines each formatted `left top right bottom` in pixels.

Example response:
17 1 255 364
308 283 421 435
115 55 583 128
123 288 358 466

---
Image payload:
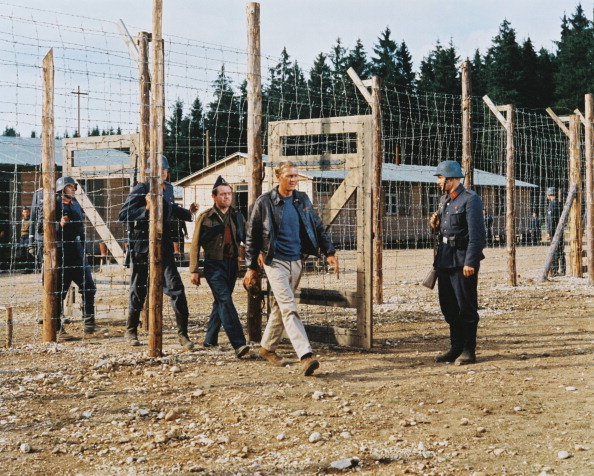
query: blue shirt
275 195 301 261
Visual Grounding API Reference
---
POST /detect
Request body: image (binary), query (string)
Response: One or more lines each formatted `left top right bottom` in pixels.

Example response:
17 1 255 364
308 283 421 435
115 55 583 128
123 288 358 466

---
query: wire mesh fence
0 4 588 349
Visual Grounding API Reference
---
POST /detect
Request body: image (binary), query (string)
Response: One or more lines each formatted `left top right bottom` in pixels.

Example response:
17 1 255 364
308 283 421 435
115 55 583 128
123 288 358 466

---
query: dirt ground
0 246 592 475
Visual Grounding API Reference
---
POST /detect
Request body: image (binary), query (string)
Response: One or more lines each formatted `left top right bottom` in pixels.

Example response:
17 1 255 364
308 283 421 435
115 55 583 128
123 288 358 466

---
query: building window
315 179 339 194
421 183 441 215
385 182 411 216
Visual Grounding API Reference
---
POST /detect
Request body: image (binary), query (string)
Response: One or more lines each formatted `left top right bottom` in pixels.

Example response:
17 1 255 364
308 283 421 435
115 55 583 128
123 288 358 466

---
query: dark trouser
203 257 246 349
551 240 566 275
127 249 189 335
57 257 96 329
437 267 479 352
19 236 34 271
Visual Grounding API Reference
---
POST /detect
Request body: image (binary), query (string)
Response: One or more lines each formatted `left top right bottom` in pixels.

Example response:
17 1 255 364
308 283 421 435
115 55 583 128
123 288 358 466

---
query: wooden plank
540 184 577 282
302 325 363 347
461 61 473 189
269 115 368 136
148 0 164 357
297 288 358 308
546 108 570 137
62 134 139 150
569 114 583 278
320 166 359 226
346 67 373 105
483 95 508 128
585 94 594 284
42 49 58 343
246 2 263 342
75 184 126 265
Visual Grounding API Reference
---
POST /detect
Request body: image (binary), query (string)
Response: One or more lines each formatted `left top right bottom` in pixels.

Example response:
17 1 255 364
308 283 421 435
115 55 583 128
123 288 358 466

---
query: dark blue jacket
435 184 486 269
245 186 335 270
29 188 44 247
55 195 87 266
118 180 193 254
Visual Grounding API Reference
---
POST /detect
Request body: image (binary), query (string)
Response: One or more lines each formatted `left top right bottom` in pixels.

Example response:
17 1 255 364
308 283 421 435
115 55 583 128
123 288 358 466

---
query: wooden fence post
42 49 58 342
461 61 473 189
148 0 164 357
569 114 583 277
5 307 13 348
482 96 516 285
371 76 383 304
584 94 594 284
246 2 263 342
138 30 151 330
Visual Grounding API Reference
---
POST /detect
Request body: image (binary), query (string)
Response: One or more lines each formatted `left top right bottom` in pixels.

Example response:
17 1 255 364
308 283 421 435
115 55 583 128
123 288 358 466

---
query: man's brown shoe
258 347 285 367
301 357 320 376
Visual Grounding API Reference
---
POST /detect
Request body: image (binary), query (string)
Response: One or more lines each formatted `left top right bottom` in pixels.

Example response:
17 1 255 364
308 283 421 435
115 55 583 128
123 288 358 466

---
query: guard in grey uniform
545 187 565 276
118 156 199 349
430 160 486 365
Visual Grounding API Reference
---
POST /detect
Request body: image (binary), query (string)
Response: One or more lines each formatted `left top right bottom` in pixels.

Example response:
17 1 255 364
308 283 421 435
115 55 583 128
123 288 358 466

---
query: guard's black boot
125 311 141 346
455 349 476 365
435 325 463 362
175 314 194 350
455 322 478 365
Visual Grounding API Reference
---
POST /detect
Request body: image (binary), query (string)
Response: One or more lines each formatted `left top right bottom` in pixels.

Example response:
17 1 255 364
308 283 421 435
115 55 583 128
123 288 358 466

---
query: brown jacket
189 206 245 273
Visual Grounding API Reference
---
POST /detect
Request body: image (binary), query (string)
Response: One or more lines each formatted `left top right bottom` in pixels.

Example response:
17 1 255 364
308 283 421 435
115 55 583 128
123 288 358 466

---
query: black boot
125 311 141 346
175 314 194 350
455 322 478 365
435 325 463 362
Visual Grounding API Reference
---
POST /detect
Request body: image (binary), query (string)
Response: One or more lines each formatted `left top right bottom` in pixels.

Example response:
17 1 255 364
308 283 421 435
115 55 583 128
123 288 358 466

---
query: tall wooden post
461 61 473 189
246 2 263 342
584 94 594 284
483 95 516 285
569 114 583 277
42 49 58 342
505 104 517 286
138 31 151 330
371 76 383 304
148 0 164 357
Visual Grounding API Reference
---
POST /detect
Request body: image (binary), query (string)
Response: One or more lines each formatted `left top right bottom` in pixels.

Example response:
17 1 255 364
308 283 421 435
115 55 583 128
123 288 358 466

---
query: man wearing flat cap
190 176 250 358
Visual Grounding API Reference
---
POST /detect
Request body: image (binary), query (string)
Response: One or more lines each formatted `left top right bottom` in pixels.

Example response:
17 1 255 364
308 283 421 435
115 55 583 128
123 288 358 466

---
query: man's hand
60 216 70 227
327 255 340 279
28 247 36 257
190 272 201 286
243 269 259 291
257 253 265 269
463 265 475 277
189 202 199 214
145 194 151 210
429 211 441 230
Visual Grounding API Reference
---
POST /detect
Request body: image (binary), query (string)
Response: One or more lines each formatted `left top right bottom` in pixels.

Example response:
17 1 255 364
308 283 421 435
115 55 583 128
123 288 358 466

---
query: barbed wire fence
0 3 591 351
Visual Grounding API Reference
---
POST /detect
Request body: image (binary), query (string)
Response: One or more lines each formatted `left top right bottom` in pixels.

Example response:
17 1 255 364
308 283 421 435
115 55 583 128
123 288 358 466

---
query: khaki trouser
261 258 312 359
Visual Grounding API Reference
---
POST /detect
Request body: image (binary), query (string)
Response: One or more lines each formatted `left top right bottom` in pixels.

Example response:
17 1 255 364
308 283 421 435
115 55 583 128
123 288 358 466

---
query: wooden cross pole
42 49 59 342
547 107 582 278
347 67 383 304
482 95 517 286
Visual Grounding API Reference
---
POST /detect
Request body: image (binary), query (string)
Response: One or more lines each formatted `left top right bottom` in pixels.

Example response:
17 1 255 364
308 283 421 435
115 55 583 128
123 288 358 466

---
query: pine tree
346 39 370 78
536 48 556 108
417 40 460 94
187 96 205 173
308 52 333 117
395 41 415 89
519 38 540 108
554 5 594 109
165 99 189 179
371 27 400 87
265 48 309 121
471 49 486 98
484 20 523 105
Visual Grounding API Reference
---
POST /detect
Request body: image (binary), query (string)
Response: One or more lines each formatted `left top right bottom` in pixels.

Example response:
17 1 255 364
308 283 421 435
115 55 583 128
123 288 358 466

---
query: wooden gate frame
62 134 140 265
268 115 374 348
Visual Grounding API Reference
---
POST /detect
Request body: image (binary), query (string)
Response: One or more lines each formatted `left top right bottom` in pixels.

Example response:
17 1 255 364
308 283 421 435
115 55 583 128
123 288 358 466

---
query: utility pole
70 86 88 137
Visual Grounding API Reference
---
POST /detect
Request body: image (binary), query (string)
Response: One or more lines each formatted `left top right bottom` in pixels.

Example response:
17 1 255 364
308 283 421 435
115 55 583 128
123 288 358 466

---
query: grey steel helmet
56 176 77 194
146 155 169 173
546 186 556 196
434 160 464 178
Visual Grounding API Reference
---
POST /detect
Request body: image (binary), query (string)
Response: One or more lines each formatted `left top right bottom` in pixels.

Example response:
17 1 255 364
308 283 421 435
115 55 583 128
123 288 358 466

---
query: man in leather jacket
119 156 198 349
243 161 339 376
189 176 249 358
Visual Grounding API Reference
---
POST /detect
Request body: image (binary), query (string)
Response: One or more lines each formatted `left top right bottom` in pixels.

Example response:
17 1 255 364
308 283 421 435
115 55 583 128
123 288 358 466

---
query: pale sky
6 0 583 67
0 0 585 135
